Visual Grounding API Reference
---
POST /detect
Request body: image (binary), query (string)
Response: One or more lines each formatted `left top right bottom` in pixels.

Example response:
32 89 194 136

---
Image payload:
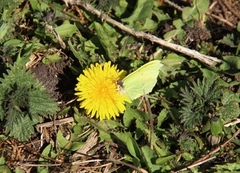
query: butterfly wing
122 60 163 100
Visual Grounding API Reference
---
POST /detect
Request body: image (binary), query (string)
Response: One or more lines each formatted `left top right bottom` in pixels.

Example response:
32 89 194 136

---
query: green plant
0 63 59 141
179 74 240 143
211 163 240 172
0 156 11 173
179 77 221 129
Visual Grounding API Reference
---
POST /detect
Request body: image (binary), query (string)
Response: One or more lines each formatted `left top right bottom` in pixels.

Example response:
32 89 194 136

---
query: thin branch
196 129 240 163
224 118 240 127
174 129 240 172
64 0 222 67
173 156 216 173
107 157 148 173
18 163 61 167
36 117 74 130
207 13 236 28
163 0 183 12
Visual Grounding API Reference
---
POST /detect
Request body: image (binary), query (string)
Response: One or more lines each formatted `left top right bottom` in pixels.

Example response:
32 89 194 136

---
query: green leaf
221 90 239 105
237 21 240 32
201 68 219 81
122 0 153 23
41 144 57 159
121 0 154 30
84 36 100 52
194 0 209 14
218 90 240 122
202 120 210 133
114 132 142 164
71 125 83 141
210 118 223 136
98 119 124 129
69 142 85 151
4 39 23 47
163 19 185 41
99 129 112 142
215 163 240 171
135 118 148 135
68 40 87 64
59 106 71 116
42 53 62 65
29 0 41 11
29 89 59 117
182 152 194 161
173 19 185 28
141 18 158 31
93 22 118 59
0 23 10 40
7 115 35 141
115 0 129 17
182 0 209 23
164 28 185 41
57 130 69 149
123 103 148 127
15 168 25 173
157 109 168 127
0 157 11 173
55 21 77 38
141 145 159 172
217 34 237 48
96 120 122 142
38 144 57 173
155 154 176 165
220 56 240 72
182 6 199 23
161 53 186 66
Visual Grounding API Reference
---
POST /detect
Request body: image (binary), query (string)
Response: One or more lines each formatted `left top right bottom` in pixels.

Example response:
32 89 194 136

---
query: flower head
75 62 131 120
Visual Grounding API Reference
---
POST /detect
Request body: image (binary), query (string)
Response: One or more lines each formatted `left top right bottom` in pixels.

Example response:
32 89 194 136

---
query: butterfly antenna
143 92 154 150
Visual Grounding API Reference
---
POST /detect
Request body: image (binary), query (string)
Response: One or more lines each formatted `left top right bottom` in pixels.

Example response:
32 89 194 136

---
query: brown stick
174 129 240 172
64 0 222 67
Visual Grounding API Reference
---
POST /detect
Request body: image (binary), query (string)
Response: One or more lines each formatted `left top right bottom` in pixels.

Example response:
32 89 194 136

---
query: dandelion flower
75 62 131 120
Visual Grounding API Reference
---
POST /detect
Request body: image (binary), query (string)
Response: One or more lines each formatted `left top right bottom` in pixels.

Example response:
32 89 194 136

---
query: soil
30 56 76 102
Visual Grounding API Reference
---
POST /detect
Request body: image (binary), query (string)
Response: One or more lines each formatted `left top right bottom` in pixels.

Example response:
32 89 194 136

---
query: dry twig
63 0 222 67
174 129 240 172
